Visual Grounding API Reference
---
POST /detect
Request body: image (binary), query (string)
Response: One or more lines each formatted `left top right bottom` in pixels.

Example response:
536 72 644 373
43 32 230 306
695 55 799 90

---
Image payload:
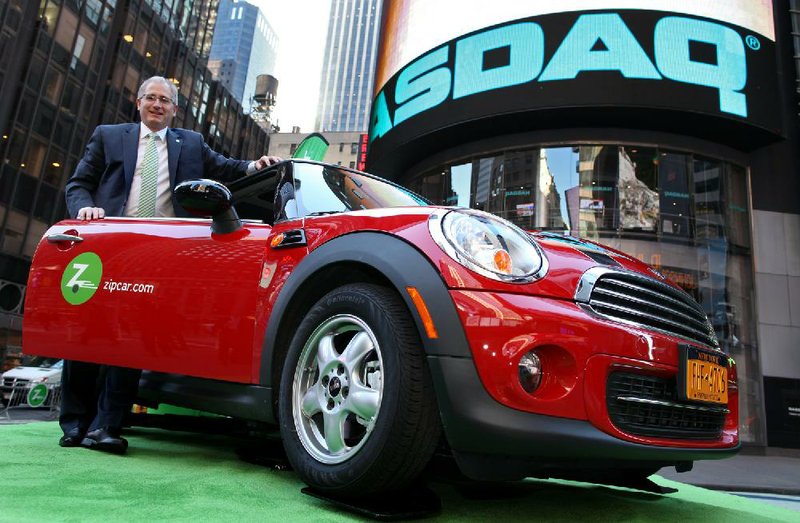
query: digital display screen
375 0 774 92
368 1 780 173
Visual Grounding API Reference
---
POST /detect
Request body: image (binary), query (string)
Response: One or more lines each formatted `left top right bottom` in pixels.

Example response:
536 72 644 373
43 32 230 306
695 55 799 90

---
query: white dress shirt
124 123 173 217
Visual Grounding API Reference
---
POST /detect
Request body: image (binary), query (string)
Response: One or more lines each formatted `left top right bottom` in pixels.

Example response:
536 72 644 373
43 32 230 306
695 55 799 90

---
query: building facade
0 0 270 371
208 0 278 110
367 0 800 449
315 0 382 132
268 130 365 167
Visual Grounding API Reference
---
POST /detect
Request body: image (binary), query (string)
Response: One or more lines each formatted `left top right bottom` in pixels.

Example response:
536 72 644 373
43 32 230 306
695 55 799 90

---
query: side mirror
174 179 242 234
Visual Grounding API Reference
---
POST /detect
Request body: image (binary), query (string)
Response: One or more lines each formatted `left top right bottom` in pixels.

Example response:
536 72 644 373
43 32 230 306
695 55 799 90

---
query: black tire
278 283 440 496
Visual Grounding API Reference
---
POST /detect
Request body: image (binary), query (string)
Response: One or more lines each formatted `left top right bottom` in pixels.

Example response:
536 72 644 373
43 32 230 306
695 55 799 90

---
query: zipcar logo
370 13 749 142
27 383 48 408
61 252 102 305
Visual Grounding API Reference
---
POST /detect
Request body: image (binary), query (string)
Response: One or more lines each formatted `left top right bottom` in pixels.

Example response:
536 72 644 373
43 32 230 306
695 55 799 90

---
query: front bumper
425 290 739 481
428 355 740 481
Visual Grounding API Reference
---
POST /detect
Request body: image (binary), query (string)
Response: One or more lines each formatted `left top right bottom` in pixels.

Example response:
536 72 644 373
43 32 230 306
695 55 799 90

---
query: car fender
258 231 471 387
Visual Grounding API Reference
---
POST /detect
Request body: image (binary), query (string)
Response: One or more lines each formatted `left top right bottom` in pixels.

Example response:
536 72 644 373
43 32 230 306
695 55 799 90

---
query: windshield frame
287 161 429 221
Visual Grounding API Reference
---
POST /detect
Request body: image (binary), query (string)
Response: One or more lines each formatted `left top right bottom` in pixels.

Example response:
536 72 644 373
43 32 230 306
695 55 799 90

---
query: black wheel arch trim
258 231 471 387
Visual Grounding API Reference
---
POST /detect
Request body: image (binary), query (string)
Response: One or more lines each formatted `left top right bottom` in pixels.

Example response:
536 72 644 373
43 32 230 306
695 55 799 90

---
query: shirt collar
140 123 168 141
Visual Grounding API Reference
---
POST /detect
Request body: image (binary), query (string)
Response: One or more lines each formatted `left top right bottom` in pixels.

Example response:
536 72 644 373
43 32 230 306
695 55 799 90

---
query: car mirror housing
174 179 242 235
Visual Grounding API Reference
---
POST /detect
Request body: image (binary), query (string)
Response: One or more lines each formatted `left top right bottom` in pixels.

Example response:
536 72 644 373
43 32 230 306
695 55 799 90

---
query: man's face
136 81 177 131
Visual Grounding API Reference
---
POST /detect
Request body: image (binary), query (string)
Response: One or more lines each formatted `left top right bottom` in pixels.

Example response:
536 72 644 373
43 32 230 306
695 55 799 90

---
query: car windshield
291 163 428 217
20 356 61 368
228 161 428 224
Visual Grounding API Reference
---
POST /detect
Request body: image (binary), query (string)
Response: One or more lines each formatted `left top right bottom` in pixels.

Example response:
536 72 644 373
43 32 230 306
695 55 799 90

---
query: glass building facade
315 0 382 132
0 0 270 371
208 0 278 110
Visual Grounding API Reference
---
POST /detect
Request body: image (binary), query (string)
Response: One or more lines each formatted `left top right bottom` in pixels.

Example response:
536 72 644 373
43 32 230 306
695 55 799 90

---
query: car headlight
428 209 548 283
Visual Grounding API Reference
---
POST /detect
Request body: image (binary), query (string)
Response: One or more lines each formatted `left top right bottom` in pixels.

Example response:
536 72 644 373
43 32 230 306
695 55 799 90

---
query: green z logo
27 384 47 408
61 252 103 305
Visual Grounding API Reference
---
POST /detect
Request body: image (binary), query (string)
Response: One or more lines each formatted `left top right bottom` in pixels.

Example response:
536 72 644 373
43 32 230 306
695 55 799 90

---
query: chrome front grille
575 267 718 349
2 377 28 388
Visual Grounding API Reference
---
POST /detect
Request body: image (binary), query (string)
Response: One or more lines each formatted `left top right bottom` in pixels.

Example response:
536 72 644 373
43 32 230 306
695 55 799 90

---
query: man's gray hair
137 76 178 104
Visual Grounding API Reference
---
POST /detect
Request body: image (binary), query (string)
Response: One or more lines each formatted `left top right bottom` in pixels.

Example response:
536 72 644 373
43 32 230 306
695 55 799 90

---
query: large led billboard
367 1 781 172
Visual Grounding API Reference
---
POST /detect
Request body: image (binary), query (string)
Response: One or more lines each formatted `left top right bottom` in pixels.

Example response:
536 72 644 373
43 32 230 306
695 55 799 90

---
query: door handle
47 233 84 244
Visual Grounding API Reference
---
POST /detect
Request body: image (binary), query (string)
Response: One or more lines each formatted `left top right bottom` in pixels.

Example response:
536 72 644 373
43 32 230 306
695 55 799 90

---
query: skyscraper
315 0 382 132
208 0 278 110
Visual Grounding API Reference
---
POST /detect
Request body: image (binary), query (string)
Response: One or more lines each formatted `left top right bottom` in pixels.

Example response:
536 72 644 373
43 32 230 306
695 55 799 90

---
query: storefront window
618 147 659 234
694 156 724 241
408 171 446 204
575 146 617 234
499 150 537 229
410 143 763 444
445 162 472 207
472 156 500 214
659 152 692 238
726 164 751 249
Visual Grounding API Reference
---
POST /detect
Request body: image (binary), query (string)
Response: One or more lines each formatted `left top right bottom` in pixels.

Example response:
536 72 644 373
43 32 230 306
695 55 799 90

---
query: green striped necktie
138 132 159 217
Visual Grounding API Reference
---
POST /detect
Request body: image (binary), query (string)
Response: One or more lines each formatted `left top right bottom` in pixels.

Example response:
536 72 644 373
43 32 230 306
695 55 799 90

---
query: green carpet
0 422 795 522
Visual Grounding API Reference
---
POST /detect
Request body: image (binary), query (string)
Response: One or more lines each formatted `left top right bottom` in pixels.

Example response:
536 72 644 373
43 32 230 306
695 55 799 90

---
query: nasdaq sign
369 11 776 147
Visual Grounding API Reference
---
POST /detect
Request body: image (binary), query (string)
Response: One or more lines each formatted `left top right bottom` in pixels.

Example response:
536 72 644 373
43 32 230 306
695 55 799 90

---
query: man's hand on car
77 207 106 220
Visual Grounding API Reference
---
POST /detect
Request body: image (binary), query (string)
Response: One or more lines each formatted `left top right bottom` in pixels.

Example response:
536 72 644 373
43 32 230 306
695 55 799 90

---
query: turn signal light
406 286 438 339
493 249 512 274
270 233 285 248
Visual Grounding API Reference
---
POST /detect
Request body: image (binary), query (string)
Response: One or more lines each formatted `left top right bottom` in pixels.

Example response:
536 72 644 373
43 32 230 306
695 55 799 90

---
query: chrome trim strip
574 266 614 303
575 266 703 312
615 396 729 414
590 300 710 339
592 287 708 330
575 266 719 348
598 278 705 317
579 303 716 348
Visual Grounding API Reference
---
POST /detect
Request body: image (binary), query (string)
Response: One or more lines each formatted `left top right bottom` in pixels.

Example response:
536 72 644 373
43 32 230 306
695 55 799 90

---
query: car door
24 218 271 383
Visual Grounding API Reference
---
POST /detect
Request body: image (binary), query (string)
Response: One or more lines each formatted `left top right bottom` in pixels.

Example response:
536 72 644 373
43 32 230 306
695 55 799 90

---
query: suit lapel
122 123 139 192
167 128 181 188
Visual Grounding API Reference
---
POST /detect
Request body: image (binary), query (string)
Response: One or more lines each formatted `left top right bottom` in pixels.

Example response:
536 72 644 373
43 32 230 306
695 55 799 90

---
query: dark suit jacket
65 123 251 218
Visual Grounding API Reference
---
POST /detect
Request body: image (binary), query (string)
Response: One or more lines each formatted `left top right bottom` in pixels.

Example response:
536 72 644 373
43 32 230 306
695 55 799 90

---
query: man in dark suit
58 76 280 454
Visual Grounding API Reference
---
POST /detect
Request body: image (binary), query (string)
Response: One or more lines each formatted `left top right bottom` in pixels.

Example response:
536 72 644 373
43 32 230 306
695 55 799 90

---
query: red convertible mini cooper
24 160 737 496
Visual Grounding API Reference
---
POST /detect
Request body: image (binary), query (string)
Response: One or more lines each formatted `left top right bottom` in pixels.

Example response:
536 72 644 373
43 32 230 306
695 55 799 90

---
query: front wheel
278 283 440 496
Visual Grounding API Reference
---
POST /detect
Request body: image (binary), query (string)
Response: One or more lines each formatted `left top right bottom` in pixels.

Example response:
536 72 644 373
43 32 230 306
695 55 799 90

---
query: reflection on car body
23 160 738 497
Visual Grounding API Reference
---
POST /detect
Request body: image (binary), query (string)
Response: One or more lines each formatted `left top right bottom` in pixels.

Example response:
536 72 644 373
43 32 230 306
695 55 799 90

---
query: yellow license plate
679 345 728 405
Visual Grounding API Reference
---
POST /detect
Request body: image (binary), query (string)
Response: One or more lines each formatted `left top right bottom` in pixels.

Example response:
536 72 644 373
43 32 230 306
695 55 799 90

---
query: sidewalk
657 446 800 495
0 406 58 424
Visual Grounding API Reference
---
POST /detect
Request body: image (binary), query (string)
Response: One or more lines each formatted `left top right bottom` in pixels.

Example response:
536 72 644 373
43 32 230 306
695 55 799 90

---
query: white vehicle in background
1 357 63 408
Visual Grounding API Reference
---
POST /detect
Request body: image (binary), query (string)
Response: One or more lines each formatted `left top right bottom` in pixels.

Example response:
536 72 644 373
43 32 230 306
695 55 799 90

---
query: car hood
2 366 62 380
532 231 667 278
302 208 681 301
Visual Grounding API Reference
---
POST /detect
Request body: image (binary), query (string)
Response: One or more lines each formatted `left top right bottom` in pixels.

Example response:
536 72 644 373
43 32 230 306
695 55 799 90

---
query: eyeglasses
140 94 174 105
